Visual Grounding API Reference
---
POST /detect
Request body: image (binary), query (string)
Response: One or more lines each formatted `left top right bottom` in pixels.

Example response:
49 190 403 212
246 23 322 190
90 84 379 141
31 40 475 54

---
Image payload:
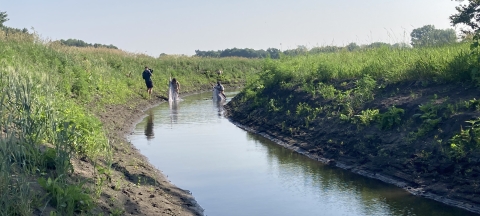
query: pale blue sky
3 0 461 56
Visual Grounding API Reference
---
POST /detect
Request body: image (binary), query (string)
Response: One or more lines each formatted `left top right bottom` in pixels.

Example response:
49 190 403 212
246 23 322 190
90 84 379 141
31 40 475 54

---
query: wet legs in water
147 87 153 98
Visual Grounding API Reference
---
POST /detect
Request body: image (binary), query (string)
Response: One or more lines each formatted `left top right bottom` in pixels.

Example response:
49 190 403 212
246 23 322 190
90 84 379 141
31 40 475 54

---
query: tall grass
0 30 263 215
240 43 473 105
258 44 472 88
234 42 480 167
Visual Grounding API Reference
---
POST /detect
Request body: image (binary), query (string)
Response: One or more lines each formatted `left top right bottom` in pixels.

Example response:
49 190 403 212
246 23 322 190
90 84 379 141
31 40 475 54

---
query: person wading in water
142 66 153 97
171 77 180 94
213 81 226 99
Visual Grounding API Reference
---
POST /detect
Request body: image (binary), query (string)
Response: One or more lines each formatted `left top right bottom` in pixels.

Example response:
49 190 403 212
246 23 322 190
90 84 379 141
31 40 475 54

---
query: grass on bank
0 30 263 215
237 42 480 163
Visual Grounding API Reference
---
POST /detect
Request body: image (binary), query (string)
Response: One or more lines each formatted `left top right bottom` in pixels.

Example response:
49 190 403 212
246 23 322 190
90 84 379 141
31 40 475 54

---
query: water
130 90 476 216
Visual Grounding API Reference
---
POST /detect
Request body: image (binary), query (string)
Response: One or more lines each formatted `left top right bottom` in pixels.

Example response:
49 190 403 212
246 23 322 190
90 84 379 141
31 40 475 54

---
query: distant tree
297 45 308 53
220 48 268 58
195 49 221 58
0 11 30 36
366 42 391 49
283 45 308 56
392 42 411 49
410 25 435 47
346 42 360 51
0 11 8 27
59 39 118 49
309 46 341 54
433 28 457 45
410 25 457 47
93 43 118 49
266 48 281 59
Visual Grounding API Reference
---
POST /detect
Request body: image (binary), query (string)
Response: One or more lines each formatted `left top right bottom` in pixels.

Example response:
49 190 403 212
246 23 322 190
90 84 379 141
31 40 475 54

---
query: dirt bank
225 80 480 214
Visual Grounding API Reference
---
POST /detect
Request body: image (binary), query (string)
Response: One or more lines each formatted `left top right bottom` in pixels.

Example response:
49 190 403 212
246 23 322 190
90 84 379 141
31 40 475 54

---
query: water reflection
246 132 474 216
213 100 225 117
144 110 154 140
169 100 179 124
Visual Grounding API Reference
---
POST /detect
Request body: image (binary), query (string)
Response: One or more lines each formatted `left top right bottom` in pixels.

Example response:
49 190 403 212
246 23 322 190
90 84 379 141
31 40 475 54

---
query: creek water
129 90 476 216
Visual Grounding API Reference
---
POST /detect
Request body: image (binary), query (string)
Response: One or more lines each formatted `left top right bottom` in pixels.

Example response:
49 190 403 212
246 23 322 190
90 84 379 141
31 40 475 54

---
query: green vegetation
229 40 480 181
377 106 404 130
0 2 478 213
410 25 457 48
449 118 480 161
0 28 262 215
238 42 474 115
59 38 119 49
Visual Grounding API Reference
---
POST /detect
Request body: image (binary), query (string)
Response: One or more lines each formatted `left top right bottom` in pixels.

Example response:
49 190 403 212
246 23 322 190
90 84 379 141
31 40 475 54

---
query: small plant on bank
449 118 480 161
463 98 480 110
352 74 376 107
353 109 380 126
268 98 282 112
411 101 443 138
377 106 405 130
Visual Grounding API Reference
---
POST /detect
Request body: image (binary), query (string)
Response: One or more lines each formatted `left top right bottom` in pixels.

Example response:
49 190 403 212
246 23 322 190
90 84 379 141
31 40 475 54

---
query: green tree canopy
346 42 360 51
410 25 457 47
450 0 480 35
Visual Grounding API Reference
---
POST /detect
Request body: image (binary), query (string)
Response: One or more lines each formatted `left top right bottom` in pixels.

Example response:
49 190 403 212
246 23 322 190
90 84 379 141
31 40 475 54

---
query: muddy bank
225 81 480 215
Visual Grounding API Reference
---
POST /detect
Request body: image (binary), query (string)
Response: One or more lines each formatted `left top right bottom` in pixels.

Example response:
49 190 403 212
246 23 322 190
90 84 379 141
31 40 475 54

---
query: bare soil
225 80 480 214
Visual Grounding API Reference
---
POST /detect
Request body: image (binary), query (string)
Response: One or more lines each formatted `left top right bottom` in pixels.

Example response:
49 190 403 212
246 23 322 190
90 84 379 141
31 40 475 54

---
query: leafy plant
413 102 442 138
449 118 480 160
353 109 380 126
377 106 404 130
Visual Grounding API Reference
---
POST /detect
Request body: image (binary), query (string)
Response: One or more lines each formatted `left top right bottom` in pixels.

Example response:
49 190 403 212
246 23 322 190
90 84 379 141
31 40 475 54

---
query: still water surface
130 90 475 216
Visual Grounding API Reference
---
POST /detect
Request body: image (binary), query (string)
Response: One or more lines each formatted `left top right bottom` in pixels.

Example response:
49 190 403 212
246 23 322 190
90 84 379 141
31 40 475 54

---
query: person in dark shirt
142 66 153 96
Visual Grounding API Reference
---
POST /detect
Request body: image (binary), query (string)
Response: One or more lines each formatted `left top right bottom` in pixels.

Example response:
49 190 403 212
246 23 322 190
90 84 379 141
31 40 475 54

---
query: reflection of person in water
169 100 179 124
214 100 223 117
144 110 154 140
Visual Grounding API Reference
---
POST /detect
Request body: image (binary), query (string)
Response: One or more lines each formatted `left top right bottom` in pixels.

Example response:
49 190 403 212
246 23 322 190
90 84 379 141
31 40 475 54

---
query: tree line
195 25 458 59
1 10 118 50
0 10 29 35
58 39 118 49
0 10 460 58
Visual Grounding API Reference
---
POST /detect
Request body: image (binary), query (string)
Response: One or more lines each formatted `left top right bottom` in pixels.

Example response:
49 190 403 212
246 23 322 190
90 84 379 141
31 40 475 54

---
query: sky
2 0 463 56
